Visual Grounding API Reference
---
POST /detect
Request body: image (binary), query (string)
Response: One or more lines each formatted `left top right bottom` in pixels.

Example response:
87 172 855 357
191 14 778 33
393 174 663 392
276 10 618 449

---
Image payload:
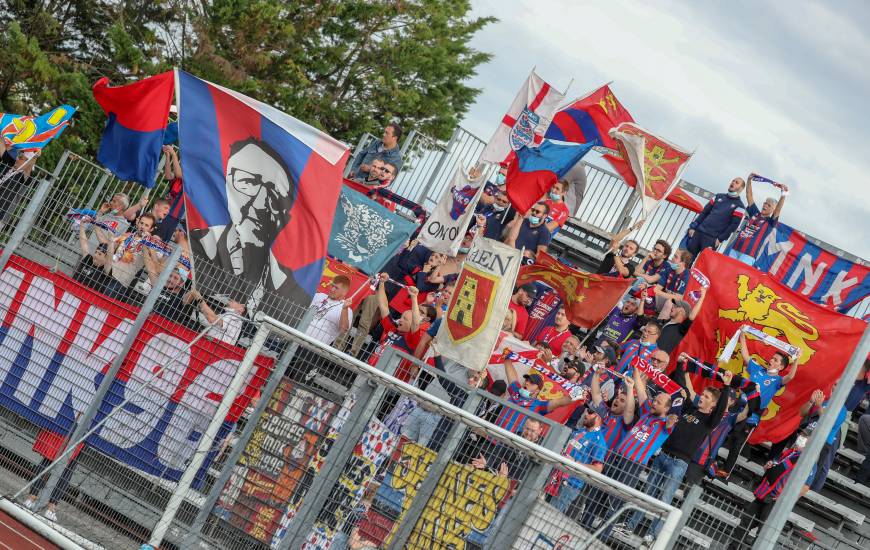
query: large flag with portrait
437 238 522 371
674 249 867 445
177 70 349 309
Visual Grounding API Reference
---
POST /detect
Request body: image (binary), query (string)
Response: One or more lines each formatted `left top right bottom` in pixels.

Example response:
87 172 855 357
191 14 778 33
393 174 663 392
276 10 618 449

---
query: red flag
674 250 867 444
318 257 371 310
605 123 693 217
516 252 632 328
545 84 634 150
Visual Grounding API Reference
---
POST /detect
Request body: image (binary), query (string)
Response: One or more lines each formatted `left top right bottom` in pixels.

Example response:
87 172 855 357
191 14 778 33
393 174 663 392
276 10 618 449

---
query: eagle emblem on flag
446 265 498 343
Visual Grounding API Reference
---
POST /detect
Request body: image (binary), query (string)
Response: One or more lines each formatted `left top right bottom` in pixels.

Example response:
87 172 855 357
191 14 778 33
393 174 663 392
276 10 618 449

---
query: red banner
517 252 632 328
318 256 372 310
631 357 681 394
674 250 867 444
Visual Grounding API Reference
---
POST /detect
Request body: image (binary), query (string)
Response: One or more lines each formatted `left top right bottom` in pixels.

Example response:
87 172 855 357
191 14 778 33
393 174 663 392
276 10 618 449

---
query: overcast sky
462 0 870 259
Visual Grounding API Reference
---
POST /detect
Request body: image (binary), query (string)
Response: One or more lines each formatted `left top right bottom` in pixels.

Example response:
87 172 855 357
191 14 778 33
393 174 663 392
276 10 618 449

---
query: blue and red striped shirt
615 400 672 465
602 410 630 449
616 339 658 376
661 268 689 295
731 203 778 257
754 448 816 500
496 381 550 432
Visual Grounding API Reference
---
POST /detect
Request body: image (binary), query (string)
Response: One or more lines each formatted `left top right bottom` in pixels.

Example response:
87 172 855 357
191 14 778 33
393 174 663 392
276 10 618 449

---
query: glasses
229 167 266 197
654 247 665 254
650 357 668 365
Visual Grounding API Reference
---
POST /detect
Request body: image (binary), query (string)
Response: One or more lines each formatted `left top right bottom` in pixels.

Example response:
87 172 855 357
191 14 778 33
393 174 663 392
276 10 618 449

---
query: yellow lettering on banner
383 442 438 546
407 463 511 550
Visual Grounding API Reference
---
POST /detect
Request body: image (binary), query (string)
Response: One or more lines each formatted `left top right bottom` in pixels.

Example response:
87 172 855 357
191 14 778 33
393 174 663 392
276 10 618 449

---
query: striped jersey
602 409 631 449
495 381 550 432
661 268 689 295
614 400 672 465
730 203 778 256
562 427 608 488
754 448 816 500
616 339 658 376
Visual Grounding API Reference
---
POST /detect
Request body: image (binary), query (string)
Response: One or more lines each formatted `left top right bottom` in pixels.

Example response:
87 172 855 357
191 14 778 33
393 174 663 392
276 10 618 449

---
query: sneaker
643 534 655 545
43 508 57 522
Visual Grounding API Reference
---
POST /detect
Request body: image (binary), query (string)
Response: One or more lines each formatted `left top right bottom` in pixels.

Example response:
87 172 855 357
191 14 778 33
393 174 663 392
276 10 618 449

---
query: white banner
417 164 485 255
436 238 521 371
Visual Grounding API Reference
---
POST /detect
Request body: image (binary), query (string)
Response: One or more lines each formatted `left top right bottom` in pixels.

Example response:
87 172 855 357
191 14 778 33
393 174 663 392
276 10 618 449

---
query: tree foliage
0 0 494 168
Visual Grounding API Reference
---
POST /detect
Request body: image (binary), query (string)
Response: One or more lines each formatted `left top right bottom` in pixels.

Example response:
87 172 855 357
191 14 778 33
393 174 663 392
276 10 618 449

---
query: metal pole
485 422 572 549
387 391 483 550
415 127 459 205
278 348 400 550
83 172 111 212
400 128 417 157
31 245 183 511
661 483 702 550
753 325 870 550
148 321 272 548
611 192 640 233
0 176 53 273
180 310 314 547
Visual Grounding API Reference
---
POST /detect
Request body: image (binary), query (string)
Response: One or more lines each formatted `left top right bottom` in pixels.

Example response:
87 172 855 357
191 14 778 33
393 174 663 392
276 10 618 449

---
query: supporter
496 358 578 432
558 353 585 385
596 220 644 278
625 364 732 541
428 235 471 284
361 158 385 186
380 161 398 187
470 417 543 481
728 173 786 265
595 298 641 346
348 123 403 178
634 281 658 322
191 292 247 345
508 283 536 339
102 213 157 302
368 273 423 371
729 429 815 549
637 239 672 286
614 323 661 377
689 388 743 483
156 144 185 241
475 193 515 241
536 307 573 356
656 288 707 355
589 367 636 449
654 249 693 306
543 180 571 234
560 336 582 363
75 225 112 294
807 387 849 493
151 269 196 327
477 163 508 208
718 331 798 478
856 412 870 484
306 275 353 346
504 203 551 263
0 143 39 230
550 402 608 513
684 176 746 256
23 427 80 522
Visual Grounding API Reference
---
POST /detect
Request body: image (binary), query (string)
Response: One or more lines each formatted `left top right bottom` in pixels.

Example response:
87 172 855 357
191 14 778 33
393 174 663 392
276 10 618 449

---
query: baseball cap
523 373 544 387
587 401 610 419
602 346 617 365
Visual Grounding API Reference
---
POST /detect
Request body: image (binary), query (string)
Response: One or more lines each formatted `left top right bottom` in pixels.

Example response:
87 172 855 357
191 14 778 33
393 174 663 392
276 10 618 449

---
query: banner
631 357 681 394
731 221 870 313
0 255 273 484
511 500 597 550
317 257 372 310
417 164 485 255
545 84 634 151
606 122 693 218
517 252 632 328
178 69 349 307
437 238 522 371
329 187 418 274
480 69 566 164
1 105 76 154
673 250 867 444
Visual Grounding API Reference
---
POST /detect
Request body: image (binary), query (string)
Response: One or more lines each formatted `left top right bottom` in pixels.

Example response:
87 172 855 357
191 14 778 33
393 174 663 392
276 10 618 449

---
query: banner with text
417 164 486 255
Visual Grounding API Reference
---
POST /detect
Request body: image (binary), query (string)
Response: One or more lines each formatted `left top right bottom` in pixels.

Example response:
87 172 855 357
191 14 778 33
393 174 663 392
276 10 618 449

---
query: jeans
810 440 838 492
401 407 442 448
857 414 870 482
627 452 688 536
722 421 753 475
552 482 583 514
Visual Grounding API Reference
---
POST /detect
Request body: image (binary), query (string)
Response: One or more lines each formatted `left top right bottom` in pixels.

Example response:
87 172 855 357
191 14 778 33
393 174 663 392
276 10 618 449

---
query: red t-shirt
537 326 572 356
368 316 426 381
509 301 529 336
544 200 570 228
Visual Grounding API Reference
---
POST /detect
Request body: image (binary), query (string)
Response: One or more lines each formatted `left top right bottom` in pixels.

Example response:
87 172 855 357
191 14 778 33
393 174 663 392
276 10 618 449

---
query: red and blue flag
505 139 596 214
176 70 349 307
93 71 175 187
544 84 634 151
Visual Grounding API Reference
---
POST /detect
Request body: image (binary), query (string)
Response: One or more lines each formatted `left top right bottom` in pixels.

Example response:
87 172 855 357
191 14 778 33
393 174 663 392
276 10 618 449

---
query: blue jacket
349 140 403 176
689 193 746 241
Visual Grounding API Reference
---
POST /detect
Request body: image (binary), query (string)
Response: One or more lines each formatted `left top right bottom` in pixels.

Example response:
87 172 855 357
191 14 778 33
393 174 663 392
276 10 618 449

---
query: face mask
795 435 808 448
458 247 470 254
518 388 532 399
491 203 506 212
441 303 448 312
727 191 740 198
548 192 561 201
495 173 506 185
528 216 541 225
668 261 680 270
767 368 779 375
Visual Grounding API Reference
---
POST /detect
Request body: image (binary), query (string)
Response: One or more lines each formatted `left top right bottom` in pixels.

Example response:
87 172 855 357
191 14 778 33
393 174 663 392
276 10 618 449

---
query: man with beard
728 173 787 265
596 220 645 278
189 138 309 307
551 401 609 513
684 176 747 255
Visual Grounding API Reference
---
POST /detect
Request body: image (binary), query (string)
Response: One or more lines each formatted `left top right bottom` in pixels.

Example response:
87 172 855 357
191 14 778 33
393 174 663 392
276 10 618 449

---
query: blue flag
329 188 418 274
1 105 76 156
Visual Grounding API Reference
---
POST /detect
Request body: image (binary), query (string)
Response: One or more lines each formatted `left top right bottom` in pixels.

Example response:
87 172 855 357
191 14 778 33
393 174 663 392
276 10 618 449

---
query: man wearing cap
497 356 578 433
504 202 551 263
509 283 536 338
656 287 707 355
551 402 609 513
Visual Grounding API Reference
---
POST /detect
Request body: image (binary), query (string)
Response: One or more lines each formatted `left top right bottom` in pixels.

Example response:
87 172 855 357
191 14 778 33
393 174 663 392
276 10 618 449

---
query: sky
461 0 870 260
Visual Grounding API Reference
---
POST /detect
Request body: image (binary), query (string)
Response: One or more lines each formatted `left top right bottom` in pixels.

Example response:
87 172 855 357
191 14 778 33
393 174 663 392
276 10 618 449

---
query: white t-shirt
306 293 351 345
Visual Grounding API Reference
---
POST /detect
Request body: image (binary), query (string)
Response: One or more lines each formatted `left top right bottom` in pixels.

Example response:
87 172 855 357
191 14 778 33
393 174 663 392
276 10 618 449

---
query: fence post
0 176 53 273
610 192 640 233
753 325 870 550
276 348 400 549
414 127 459 205
343 132 375 177
400 128 417 157
24 245 183 511
484 421 572 550
386 391 484 550
180 311 314 547
662 483 702 550
147 321 273 548
82 172 111 212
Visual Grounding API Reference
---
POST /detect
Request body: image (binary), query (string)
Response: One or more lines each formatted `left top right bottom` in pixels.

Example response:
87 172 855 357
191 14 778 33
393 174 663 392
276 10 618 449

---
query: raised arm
688 287 708 321
163 145 173 181
503 212 522 248
78 225 91 257
609 219 644 252
746 174 755 206
408 286 421 332
503 356 520 387
711 370 733 424
375 273 390 320
167 146 182 179
633 366 649 408
622 375 636 425
739 330 751 366
124 194 148 221
772 188 786 219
